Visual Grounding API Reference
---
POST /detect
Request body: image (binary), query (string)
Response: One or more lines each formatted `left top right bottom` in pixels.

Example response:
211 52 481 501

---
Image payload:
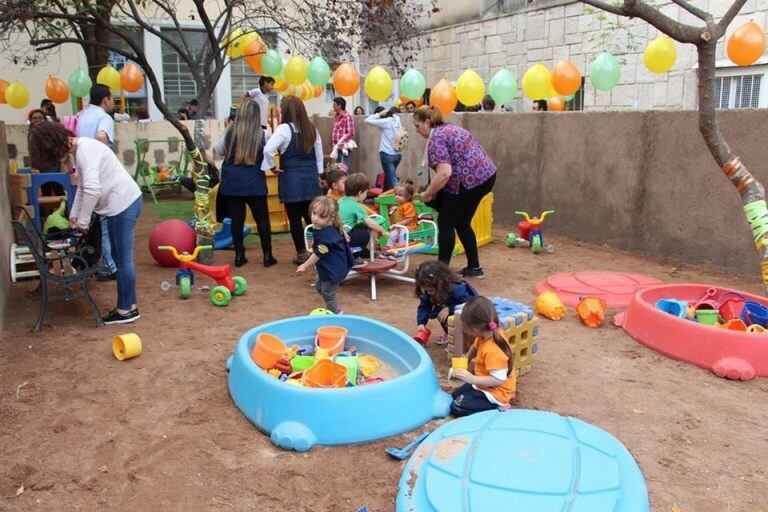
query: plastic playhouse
397 409 649 512
226 315 451 451
614 283 768 380
446 297 540 378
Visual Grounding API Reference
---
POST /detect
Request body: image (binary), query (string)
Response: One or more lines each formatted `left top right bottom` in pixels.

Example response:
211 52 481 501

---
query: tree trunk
193 119 215 264
696 40 768 293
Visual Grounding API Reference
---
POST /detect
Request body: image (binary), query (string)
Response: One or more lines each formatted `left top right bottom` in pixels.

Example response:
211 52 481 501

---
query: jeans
106 197 142 310
225 195 272 256
100 217 117 273
284 200 312 253
379 151 402 191
437 174 496 267
315 277 340 313
337 151 350 168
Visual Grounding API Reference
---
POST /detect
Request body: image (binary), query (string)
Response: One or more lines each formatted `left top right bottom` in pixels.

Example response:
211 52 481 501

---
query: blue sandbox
397 409 649 512
226 315 452 451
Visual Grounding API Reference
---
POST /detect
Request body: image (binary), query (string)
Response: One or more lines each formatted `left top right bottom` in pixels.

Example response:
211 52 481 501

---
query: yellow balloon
363 65 393 102
284 56 309 86
643 35 677 74
522 63 551 100
455 69 485 106
224 28 244 58
5 81 29 109
97 65 121 93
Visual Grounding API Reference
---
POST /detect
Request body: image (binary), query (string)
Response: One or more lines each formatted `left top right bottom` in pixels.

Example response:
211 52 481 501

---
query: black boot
263 252 277 267
235 251 248 267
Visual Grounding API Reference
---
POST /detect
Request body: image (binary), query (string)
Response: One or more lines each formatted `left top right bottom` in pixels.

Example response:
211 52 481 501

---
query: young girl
415 261 478 345
384 182 419 252
450 296 516 417
297 196 354 313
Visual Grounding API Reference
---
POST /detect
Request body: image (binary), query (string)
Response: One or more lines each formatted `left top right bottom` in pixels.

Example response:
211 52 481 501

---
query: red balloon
120 63 144 93
45 76 70 103
244 39 267 74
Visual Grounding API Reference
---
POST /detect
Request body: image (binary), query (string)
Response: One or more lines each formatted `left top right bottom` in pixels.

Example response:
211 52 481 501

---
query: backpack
393 126 409 151
61 111 81 135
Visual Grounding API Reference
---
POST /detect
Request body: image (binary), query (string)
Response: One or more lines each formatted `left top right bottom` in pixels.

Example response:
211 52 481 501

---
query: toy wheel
233 276 247 296
179 276 192 299
531 235 542 254
211 285 232 306
160 280 172 292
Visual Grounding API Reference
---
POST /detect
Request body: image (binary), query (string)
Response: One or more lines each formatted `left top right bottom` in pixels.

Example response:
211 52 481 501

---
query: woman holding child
412 105 496 279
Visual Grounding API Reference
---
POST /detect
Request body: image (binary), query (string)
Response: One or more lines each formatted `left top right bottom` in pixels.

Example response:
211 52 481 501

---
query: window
715 74 761 109
161 29 209 113
566 78 585 111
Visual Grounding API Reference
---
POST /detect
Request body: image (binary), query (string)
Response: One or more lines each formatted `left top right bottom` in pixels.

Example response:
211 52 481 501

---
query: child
415 261 478 345
338 172 388 254
450 296 516 417
296 196 354 314
385 182 419 252
325 169 347 202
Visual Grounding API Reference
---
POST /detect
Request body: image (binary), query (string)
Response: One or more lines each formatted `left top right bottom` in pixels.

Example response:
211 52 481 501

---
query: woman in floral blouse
413 105 496 279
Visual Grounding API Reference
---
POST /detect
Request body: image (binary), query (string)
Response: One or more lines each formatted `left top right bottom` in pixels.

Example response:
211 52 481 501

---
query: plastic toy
447 356 468 380
534 291 566 320
309 308 335 316
315 326 348 356
655 298 688 318
302 359 348 388
536 271 663 308
413 327 431 345
741 300 768 327
576 296 607 328
696 309 719 325
614 283 768 380
251 333 287 370
213 218 251 250
507 210 555 254
396 409 649 512
291 355 317 373
386 431 430 460
226 315 451 451
719 292 745 321
148 219 196 267
113 333 142 361
358 354 382 377
158 245 246 306
334 355 359 385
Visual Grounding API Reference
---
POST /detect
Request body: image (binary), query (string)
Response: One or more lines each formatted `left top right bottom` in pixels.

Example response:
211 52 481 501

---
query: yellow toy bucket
113 333 142 361
315 326 348 356
535 291 566 320
251 333 287 370
358 354 382 377
302 359 348 388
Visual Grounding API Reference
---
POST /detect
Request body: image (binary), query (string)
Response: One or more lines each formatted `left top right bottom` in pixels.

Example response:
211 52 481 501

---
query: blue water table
226 315 452 451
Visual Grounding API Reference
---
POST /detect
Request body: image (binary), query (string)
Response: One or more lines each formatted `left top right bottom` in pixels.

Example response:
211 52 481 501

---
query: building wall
0 123 12 330
361 0 768 112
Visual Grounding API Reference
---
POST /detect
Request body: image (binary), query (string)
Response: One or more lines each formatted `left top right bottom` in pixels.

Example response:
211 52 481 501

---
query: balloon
120 63 144 93
547 97 565 111
308 56 331 85
589 51 621 91
399 93 423 107
400 68 426 99
455 68 485 106
285 55 309 85
312 84 324 97
45 76 70 103
244 39 267 74
5 82 29 109
551 60 582 95
727 20 766 66
332 62 360 96
97 65 121 92
274 75 289 92
261 49 283 77
643 36 677 74
364 65 393 101
224 28 249 59
522 63 551 100
429 78 457 115
301 83 313 100
0 79 8 104
488 68 517 104
563 93 576 101
67 69 92 97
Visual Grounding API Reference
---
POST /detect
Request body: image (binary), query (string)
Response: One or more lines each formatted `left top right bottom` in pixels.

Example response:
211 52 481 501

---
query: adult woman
262 96 323 264
27 109 47 126
412 106 496 278
28 122 143 324
353 106 365 115
365 106 403 191
214 99 275 268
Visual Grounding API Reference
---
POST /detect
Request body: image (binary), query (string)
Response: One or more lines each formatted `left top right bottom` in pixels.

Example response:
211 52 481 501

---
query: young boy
325 169 347 202
338 173 388 254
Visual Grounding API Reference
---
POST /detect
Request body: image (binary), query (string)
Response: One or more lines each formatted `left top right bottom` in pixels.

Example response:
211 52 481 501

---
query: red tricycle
158 245 247 306
506 210 555 254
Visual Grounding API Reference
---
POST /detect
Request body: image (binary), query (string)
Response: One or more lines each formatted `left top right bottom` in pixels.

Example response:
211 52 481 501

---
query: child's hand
452 369 473 383
417 324 427 332
296 264 307 273
437 307 450 323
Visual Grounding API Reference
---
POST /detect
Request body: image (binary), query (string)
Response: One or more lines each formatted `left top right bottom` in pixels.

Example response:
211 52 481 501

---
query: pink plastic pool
536 271 662 308
613 283 768 381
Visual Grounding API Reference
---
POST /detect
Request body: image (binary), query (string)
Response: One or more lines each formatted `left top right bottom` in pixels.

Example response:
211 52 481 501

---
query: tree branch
623 0 704 43
670 0 710 22
716 0 749 37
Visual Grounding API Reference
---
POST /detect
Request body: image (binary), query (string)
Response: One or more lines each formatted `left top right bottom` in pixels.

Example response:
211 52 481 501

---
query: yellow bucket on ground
535 291 566 320
113 333 142 361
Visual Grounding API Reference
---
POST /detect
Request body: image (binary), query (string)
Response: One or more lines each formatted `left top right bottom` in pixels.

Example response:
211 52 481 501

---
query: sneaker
292 252 310 265
433 333 450 345
352 258 368 269
102 309 140 325
97 271 117 282
459 267 484 279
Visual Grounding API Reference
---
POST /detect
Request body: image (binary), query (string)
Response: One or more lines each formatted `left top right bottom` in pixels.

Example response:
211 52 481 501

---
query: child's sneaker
352 258 367 269
497 403 512 412
433 333 450 345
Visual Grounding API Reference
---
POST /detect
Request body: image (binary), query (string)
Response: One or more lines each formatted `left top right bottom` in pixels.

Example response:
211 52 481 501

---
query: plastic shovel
385 431 430 460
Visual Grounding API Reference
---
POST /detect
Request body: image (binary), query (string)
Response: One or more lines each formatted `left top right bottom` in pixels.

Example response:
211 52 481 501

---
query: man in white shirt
77 84 118 281
246 76 275 129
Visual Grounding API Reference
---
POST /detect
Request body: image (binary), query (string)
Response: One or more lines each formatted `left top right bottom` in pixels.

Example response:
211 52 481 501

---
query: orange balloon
120 63 144 93
551 61 581 96
45 76 70 103
332 62 360 96
244 39 267 74
312 84 323 97
0 79 9 103
274 76 289 92
429 78 457 115
283 84 297 97
399 93 423 107
547 96 565 111
727 21 766 66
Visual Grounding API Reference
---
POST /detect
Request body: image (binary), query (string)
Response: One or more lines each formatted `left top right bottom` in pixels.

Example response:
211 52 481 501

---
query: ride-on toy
506 210 555 254
158 245 247 306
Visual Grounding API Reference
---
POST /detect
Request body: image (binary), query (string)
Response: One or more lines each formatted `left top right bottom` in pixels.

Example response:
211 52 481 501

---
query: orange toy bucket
251 333 287 370
577 296 607 328
302 359 348 388
315 326 348 356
